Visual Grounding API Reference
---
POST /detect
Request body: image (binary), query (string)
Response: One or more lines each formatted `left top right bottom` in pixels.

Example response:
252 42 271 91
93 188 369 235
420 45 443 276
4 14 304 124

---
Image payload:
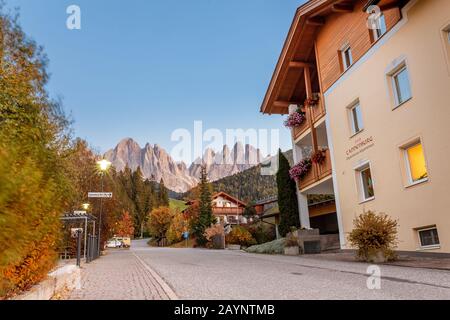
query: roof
183 191 247 208
260 0 404 115
212 192 247 207
254 196 278 206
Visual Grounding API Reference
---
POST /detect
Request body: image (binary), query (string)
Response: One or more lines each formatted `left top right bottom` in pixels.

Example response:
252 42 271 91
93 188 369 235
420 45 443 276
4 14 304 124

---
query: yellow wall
324 0 450 252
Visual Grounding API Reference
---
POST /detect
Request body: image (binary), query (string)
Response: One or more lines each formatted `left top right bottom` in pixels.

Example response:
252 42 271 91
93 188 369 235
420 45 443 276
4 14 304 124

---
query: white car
106 239 122 248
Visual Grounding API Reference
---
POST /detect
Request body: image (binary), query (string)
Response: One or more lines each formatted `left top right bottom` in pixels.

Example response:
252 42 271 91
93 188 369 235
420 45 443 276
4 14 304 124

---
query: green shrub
226 226 256 247
348 211 398 262
245 222 276 244
246 238 286 255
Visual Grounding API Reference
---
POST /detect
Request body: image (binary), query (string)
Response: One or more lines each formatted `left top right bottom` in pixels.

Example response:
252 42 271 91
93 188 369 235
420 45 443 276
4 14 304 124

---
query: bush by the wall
226 226 256 247
348 211 398 262
246 238 286 255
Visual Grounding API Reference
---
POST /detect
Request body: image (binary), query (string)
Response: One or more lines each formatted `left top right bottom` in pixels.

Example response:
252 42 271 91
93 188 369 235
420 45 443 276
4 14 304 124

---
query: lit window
349 102 364 135
356 163 375 202
392 65 412 106
341 46 353 71
372 13 387 41
418 227 440 248
404 142 428 184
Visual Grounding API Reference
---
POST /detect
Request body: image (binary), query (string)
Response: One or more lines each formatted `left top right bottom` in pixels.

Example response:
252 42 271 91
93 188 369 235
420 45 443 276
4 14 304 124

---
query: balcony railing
298 149 332 191
212 207 244 215
292 94 325 140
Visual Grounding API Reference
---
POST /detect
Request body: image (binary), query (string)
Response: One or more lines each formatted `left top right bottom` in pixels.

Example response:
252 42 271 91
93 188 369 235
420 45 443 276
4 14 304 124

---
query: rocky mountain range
104 138 262 193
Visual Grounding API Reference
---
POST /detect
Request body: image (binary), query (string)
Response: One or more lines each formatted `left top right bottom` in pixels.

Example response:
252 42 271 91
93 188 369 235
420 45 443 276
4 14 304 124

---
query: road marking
132 252 178 300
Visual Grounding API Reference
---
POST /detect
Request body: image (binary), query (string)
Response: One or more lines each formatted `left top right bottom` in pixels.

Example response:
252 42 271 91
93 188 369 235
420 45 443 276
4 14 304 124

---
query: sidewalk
303 250 450 271
67 249 175 300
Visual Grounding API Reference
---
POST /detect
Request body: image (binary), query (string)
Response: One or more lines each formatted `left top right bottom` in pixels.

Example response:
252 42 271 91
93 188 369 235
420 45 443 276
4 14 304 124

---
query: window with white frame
341 46 353 71
391 64 412 106
355 162 375 202
348 101 364 135
372 13 387 41
402 141 428 185
417 227 440 248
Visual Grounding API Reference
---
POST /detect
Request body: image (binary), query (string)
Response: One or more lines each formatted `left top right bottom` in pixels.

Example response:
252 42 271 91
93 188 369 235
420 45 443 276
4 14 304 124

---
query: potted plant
284 108 306 128
289 158 312 181
348 211 398 263
304 96 320 107
312 148 327 165
284 228 300 256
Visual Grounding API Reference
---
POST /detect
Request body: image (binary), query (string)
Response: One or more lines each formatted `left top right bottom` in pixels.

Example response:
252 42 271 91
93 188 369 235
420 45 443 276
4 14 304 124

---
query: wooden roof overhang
260 0 405 115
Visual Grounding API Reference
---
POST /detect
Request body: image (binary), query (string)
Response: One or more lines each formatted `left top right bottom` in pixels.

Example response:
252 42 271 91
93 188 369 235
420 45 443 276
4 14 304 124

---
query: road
69 239 450 300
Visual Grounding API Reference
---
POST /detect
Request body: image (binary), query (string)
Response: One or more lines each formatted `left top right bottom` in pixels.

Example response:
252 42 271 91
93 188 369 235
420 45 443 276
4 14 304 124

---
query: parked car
115 237 131 248
106 239 122 248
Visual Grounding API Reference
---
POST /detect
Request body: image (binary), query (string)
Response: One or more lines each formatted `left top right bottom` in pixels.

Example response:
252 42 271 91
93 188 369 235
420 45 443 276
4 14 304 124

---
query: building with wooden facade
261 0 450 253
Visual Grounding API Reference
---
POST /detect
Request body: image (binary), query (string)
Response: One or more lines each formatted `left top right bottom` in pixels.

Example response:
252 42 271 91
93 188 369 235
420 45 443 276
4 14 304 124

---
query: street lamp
96 159 111 256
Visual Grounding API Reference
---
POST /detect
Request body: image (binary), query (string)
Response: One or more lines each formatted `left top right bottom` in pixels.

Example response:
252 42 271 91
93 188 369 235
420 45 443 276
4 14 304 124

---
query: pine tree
132 167 147 238
276 149 300 237
192 166 216 246
158 178 169 207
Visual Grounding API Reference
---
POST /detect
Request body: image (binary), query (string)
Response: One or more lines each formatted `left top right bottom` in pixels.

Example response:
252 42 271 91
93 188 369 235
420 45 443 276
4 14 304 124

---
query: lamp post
96 159 111 256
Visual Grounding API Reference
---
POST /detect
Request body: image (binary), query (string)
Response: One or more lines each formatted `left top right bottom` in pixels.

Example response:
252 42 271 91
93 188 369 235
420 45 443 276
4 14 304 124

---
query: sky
5 0 305 161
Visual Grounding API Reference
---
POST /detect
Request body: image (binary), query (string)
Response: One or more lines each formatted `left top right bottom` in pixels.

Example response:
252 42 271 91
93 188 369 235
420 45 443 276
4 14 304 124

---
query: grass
169 198 187 212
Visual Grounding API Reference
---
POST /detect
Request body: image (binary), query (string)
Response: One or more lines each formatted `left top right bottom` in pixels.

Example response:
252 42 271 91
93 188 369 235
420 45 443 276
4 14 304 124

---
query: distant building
184 192 247 225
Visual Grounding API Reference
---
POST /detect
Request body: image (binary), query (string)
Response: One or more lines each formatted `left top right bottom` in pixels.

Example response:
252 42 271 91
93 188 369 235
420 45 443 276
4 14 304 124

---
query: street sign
88 192 113 198
183 231 190 239
74 211 87 215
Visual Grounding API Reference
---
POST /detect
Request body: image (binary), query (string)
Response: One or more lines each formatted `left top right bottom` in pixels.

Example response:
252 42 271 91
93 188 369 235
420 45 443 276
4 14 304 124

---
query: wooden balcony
212 207 244 215
292 94 326 141
292 107 310 140
311 95 326 123
298 149 332 191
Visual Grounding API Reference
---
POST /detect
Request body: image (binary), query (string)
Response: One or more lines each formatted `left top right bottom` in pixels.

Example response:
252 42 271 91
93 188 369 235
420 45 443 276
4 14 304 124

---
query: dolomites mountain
104 138 262 193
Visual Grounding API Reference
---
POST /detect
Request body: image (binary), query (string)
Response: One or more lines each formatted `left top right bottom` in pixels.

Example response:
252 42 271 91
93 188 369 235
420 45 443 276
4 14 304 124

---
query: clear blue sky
6 0 304 158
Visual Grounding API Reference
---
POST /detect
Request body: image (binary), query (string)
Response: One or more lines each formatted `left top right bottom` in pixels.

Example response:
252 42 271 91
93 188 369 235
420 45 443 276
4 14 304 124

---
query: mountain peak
106 138 263 193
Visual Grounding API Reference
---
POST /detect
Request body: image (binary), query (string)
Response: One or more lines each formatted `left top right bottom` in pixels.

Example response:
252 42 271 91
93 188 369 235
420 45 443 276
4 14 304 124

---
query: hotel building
261 0 450 253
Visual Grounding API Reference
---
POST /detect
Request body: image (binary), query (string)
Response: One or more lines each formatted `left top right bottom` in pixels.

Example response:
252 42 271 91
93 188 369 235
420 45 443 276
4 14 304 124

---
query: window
355 163 375 202
372 13 387 41
349 102 364 135
392 65 412 106
404 142 428 184
341 46 353 71
418 227 440 248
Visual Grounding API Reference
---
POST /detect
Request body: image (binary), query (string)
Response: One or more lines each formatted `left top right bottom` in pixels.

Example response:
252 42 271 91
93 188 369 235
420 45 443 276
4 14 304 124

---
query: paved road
70 239 450 300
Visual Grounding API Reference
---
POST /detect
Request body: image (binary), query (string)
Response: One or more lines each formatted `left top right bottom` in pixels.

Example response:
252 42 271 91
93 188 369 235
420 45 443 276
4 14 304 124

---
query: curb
132 253 178 300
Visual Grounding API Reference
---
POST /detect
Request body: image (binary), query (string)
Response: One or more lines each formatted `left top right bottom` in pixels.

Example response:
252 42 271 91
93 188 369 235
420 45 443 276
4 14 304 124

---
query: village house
261 0 450 253
185 192 247 225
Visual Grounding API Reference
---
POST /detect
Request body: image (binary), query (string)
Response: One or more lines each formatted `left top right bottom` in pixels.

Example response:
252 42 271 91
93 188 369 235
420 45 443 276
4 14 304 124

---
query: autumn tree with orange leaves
114 211 135 237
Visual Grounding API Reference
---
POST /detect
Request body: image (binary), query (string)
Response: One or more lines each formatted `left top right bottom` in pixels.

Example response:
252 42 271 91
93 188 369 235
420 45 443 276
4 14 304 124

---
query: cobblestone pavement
68 240 450 300
68 248 176 300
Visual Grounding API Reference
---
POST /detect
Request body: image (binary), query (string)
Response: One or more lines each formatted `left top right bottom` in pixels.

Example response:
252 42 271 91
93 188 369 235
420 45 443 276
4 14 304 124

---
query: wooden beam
273 100 301 109
289 61 314 69
332 4 353 13
378 1 401 11
306 17 325 26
